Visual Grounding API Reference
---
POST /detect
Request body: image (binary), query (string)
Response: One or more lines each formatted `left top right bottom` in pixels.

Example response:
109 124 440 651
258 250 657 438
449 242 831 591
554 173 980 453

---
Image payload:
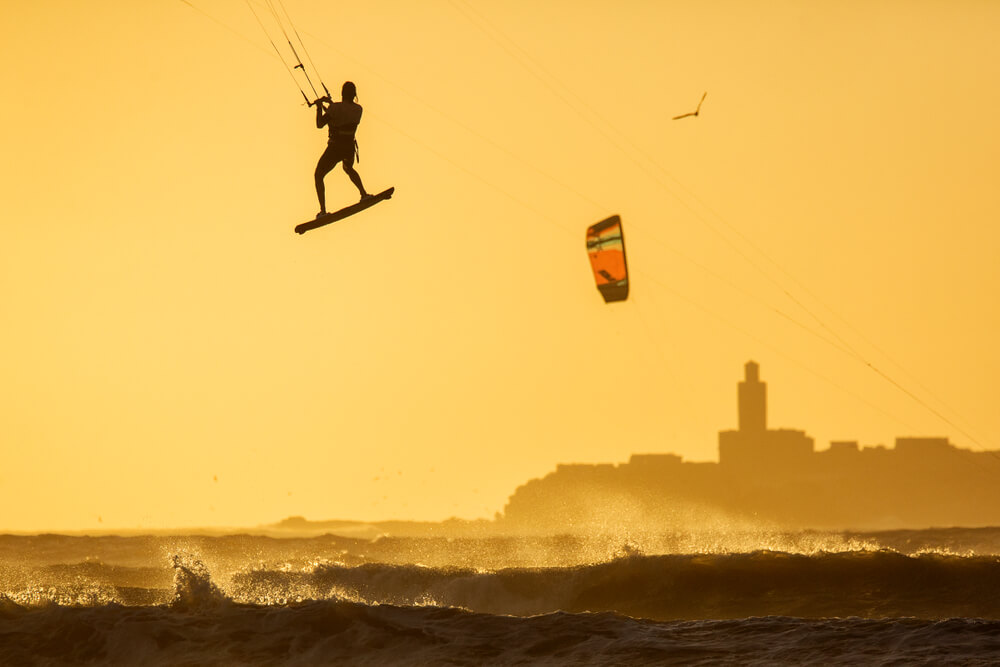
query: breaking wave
4 541 1000 620
4 530 1000 663
229 549 1000 620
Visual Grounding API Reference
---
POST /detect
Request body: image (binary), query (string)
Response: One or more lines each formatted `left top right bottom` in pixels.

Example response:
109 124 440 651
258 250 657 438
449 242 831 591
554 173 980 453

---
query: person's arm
315 98 329 129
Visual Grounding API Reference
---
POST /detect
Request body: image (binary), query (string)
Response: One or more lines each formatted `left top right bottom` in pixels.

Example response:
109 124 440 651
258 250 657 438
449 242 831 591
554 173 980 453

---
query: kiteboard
295 187 394 234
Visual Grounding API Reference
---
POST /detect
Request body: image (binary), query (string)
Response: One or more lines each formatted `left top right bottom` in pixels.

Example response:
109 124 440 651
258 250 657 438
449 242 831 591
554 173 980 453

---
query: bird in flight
673 92 707 120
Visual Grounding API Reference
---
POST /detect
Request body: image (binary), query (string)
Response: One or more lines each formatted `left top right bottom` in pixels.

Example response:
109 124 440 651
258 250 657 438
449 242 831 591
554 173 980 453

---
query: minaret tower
738 360 766 433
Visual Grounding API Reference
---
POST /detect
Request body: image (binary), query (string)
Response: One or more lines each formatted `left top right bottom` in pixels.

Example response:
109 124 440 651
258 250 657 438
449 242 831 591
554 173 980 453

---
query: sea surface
3 526 1000 664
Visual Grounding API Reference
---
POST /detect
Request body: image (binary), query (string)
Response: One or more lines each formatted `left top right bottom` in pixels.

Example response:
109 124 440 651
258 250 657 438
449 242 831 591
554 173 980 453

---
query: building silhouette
719 361 814 475
501 362 1000 532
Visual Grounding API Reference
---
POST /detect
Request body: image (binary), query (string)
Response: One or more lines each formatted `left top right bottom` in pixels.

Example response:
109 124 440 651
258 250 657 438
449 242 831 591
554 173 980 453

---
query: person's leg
314 146 341 214
342 153 369 199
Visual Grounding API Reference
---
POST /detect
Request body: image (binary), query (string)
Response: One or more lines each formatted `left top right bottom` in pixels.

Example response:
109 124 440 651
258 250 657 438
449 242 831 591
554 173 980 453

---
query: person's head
342 81 357 102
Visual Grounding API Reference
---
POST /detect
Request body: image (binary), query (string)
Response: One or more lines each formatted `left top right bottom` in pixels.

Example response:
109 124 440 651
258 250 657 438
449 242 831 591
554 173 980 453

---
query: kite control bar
307 83 333 107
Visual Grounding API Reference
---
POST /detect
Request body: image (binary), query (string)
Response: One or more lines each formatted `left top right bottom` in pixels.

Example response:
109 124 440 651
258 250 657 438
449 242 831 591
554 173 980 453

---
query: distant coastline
498 361 1000 533
280 361 1000 536
13 362 997 538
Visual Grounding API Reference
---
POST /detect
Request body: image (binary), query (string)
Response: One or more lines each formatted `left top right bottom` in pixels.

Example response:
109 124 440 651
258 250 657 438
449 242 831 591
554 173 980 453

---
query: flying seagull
672 92 707 120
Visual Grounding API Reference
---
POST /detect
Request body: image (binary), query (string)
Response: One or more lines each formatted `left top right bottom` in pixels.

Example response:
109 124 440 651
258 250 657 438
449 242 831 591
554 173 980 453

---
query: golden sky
2 0 998 531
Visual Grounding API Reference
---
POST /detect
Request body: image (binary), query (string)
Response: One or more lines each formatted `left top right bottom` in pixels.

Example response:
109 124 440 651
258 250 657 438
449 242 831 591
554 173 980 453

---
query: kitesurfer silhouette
314 81 370 216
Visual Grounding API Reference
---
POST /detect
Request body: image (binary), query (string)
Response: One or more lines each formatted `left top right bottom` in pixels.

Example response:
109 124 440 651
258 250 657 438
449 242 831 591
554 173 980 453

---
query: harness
331 125 360 162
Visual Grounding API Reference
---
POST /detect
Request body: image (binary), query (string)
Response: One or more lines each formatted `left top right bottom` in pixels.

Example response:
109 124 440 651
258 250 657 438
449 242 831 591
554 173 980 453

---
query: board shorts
316 136 356 173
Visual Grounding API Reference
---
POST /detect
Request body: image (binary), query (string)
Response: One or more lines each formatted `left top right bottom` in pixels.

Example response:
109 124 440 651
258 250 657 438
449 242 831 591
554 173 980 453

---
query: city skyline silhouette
501 361 1000 532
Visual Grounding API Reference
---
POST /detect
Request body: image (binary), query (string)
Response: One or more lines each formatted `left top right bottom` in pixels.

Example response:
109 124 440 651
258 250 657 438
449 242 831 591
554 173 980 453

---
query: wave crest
229 550 1000 619
170 553 229 610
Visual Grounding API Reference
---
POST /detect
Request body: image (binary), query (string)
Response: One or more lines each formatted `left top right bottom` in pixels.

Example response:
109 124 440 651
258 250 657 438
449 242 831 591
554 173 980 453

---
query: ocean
2 527 1000 664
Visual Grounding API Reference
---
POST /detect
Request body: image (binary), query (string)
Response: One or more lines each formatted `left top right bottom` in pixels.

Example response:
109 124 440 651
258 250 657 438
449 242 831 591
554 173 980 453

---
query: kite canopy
586 215 629 303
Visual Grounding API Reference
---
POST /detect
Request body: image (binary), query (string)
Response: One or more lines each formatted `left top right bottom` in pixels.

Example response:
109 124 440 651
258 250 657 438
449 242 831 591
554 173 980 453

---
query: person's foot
316 210 327 218
360 192 374 201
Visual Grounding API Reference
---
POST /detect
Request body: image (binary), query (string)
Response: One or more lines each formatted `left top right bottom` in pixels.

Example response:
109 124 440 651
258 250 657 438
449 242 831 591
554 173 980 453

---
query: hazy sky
2 0 998 531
